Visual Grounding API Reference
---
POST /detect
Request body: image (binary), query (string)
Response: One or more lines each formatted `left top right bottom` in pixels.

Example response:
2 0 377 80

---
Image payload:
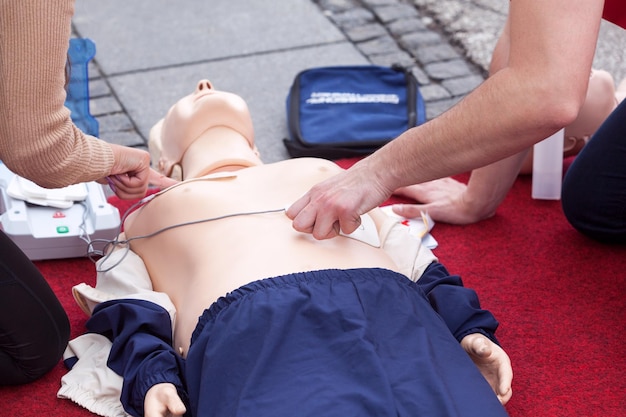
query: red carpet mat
1 164 625 416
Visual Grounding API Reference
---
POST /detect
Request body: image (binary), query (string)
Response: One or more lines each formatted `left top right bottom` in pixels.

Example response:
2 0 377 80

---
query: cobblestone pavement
315 0 626 119
82 0 626 154
414 0 626 83
83 0 493 152
312 0 490 121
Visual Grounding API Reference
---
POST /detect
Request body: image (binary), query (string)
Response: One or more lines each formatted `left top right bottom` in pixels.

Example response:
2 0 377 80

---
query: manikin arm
287 0 604 239
415 262 512 404
87 299 187 417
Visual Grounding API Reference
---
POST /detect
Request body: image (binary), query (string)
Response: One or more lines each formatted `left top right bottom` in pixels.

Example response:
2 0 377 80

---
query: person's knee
562 179 626 244
0 349 62 385
0 311 70 385
564 70 617 140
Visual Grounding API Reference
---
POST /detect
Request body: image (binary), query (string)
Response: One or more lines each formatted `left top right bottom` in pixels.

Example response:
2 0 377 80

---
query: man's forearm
366 70 573 194
362 0 603 193
462 151 530 221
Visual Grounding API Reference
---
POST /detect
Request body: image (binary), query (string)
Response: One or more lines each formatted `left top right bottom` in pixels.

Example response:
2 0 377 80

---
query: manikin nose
196 79 213 92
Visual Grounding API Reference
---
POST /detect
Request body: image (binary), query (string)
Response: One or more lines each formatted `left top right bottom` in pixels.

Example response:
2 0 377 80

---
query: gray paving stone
411 43 460 65
97 114 135 134
399 31 444 49
410 66 431 86
88 79 112 99
441 74 484 96
413 0 626 81
87 61 102 79
89 96 123 117
387 17 428 36
344 23 389 42
368 50 416 68
73 0 347 75
473 0 510 15
99 131 146 148
424 59 474 80
356 35 402 56
418 84 452 102
425 96 462 119
373 4 419 23
361 0 398 7
316 0 359 13
328 7 376 28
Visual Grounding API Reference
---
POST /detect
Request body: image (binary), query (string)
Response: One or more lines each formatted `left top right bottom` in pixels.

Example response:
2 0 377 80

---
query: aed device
0 163 120 260
0 38 121 260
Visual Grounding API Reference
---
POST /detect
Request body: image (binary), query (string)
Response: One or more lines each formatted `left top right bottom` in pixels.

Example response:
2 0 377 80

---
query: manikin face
161 79 255 149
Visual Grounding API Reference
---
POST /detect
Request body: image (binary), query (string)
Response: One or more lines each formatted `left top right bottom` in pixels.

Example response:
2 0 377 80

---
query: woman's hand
103 144 178 200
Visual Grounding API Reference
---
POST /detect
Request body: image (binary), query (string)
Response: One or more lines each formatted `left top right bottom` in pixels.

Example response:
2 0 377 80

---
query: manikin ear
148 118 165 173
148 118 183 180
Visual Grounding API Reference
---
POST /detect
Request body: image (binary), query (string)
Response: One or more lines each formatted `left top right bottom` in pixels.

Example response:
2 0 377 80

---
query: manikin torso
123 157 399 356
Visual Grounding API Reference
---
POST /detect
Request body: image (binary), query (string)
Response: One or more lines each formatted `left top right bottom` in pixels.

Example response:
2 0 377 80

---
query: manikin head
150 79 262 180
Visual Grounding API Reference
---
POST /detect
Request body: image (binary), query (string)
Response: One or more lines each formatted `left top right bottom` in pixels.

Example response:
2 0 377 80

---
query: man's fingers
391 203 428 219
288 195 321 235
286 194 310 221
289 206 345 240
310 216 340 240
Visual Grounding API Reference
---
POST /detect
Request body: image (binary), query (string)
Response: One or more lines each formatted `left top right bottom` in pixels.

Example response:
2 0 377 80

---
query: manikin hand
461 333 513 405
287 160 394 240
103 144 178 200
144 383 186 417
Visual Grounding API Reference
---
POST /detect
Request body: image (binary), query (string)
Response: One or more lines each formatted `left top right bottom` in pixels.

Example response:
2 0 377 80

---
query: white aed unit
0 162 121 260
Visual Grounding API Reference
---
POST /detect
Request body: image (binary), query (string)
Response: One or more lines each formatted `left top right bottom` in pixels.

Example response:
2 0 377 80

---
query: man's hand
391 177 495 225
101 144 178 200
391 178 485 224
144 383 186 417
286 162 393 240
461 333 513 405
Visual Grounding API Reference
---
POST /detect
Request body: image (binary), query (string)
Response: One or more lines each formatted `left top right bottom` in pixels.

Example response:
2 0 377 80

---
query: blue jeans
562 99 626 244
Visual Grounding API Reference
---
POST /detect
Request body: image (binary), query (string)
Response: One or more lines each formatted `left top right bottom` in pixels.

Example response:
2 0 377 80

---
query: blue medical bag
284 65 426 159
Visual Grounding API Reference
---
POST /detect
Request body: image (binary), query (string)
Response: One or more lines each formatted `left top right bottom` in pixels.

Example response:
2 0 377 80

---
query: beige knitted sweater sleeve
0 0 114 188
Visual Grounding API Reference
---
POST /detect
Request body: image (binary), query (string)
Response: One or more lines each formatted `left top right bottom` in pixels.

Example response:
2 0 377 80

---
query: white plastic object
339 213 381 247
532 129 564 200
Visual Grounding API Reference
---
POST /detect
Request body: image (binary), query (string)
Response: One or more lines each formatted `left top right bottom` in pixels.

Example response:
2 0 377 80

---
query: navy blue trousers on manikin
186 268 508 417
